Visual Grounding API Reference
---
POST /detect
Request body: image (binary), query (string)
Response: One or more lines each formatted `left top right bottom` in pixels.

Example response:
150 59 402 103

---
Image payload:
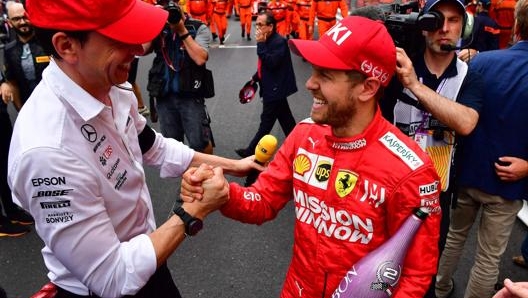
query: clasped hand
180 164 229 214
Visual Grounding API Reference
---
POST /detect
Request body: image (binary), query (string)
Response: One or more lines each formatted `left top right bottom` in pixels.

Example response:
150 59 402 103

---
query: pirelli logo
40 200 71 209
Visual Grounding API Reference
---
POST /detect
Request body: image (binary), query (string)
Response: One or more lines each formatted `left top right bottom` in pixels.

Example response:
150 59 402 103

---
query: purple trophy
332 207 430 298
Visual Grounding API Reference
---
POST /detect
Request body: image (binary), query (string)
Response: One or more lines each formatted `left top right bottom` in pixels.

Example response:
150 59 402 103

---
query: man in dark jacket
235 10 297 158
1 1 49 109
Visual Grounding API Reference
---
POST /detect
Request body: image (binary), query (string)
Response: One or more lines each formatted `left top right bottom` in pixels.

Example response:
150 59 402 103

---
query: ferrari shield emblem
335 170 358 198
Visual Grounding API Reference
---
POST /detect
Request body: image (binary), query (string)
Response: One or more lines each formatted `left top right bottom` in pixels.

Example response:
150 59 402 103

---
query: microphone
244 135 278 187
440 44 464 51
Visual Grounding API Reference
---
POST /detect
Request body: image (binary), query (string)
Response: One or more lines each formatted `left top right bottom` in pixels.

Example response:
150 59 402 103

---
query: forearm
191 151 240 176
408 82 478 135
149 214 187 266
182 35 209 65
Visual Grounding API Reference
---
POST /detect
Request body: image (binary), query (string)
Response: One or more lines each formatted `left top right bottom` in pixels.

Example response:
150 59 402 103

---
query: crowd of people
0 0 527 297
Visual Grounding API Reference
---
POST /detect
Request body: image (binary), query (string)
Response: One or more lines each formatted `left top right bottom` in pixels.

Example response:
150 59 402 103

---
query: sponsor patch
45 211 74 224
420 196 441 214
335 170 358 198
31 177 66 187
419 181 439 196
314 161 332 182
379 132 424 170
35 56 51 63
294 188 374 244
81 124 97 142
293 148 333 190
32 189 73 198
359 179 386 208
40 200 71 209
331 138 366 150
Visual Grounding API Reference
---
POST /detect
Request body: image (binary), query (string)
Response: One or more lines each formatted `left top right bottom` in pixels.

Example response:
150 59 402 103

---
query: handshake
179 164 230 221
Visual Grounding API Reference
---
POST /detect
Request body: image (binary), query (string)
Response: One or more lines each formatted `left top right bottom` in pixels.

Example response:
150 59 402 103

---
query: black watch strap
173 206 203 236
179 32 191 40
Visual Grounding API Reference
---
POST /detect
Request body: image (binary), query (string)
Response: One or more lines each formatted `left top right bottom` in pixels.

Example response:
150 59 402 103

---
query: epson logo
40 200 71 209
31 177 66 187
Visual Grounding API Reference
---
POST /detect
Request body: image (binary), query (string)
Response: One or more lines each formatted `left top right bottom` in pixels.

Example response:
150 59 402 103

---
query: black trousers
0 111 16 216
245 98 296 154
56 264 182 298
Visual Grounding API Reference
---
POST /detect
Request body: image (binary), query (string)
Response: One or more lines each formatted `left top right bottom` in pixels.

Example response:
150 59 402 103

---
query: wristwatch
173 206 203 236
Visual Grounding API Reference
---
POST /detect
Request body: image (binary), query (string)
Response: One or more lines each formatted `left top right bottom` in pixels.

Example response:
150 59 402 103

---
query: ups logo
314 161 332 182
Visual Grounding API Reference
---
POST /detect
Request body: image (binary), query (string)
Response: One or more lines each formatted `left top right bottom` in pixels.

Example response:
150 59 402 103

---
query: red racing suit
222 110 441 298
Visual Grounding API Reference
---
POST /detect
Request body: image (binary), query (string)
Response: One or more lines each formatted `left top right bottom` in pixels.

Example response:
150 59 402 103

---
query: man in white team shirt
7 0 260 297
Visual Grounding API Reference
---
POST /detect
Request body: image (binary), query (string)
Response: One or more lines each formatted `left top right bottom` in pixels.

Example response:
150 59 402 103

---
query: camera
381 2 444 57
164 1 183 24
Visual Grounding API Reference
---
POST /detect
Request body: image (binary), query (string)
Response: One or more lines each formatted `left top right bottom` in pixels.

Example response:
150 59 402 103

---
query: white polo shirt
8 60 194 296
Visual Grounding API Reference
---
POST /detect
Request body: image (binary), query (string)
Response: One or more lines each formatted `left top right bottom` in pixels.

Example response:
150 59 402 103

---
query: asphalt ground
0 17 527 298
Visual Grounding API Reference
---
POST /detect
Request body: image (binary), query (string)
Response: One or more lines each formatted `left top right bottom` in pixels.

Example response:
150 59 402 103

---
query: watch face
187 218 203 236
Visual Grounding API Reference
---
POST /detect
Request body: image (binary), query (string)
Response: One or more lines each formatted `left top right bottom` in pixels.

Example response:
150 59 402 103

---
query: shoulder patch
379 131 424 170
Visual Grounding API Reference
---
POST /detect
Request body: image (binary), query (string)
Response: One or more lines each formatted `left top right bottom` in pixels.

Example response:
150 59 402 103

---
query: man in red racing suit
182 16 441 298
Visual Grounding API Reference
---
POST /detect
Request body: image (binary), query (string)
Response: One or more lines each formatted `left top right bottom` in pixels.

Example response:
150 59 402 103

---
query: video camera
381 1 444 57
164 1 184 24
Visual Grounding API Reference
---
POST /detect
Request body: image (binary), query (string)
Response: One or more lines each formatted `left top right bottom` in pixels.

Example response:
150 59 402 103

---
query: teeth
314 98 326 105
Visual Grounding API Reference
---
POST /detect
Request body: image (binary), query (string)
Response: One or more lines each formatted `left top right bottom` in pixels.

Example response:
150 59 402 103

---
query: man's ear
51 32 79 62
357 77 381 103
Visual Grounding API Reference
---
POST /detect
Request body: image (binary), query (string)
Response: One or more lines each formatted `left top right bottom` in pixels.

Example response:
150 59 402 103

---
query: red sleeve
221 132 297 224
389 164 442 298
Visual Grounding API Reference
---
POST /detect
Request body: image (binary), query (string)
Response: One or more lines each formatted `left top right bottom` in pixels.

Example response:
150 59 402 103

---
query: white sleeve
9 148 157 297
142 131 195 178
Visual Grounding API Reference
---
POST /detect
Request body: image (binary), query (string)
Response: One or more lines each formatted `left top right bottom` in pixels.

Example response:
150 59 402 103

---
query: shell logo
294 154 312 176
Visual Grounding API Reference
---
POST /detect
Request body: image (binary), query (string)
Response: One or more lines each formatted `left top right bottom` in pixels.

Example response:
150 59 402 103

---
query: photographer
147 0 215 153
380 0 484 296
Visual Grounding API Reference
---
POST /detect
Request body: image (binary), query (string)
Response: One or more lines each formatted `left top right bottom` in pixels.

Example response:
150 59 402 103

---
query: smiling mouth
314 98 327 105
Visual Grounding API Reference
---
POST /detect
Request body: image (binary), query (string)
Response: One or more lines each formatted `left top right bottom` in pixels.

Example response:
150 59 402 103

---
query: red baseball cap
26 0 168 45
288 16 396 87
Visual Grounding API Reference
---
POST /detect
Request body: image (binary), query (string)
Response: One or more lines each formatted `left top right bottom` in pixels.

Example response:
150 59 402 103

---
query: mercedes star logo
81 124 97 142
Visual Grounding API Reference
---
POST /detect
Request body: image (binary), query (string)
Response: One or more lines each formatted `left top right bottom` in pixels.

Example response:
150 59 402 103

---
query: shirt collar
415 52 459 80
43 59 133 125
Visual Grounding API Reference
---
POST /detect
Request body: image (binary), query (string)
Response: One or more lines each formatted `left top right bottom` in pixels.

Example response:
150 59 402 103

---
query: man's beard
312 96 357 128
14 26 33 38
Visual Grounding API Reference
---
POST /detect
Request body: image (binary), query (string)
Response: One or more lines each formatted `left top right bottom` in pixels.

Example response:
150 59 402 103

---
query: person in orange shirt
267 0 290 36
286 0 299 37
308 0 348 38
212 0 229 44
489 0 517 48
188 0 210 23
227 0 234 17
295 0 312 40
207 0 217 40
236 0 254 40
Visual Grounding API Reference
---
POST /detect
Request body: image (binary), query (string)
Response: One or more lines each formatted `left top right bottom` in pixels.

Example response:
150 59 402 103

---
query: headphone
462 11 474 40
420 0 474 40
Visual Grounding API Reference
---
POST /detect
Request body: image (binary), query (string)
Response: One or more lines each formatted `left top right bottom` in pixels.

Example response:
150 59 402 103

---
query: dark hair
0 286 6 298
260 10 277 32
34 27 90 60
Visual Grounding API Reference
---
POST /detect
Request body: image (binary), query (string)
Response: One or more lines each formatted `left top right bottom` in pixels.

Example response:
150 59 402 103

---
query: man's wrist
179 32 191 40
